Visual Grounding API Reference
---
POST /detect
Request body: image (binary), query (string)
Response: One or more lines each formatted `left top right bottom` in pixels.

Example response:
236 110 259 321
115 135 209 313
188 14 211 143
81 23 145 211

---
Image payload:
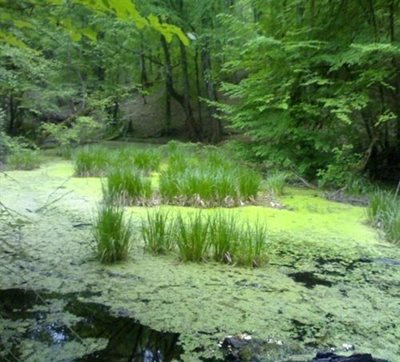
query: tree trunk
201 43 222 143
8 94 16 135
160 35 175 133
179 40 201 140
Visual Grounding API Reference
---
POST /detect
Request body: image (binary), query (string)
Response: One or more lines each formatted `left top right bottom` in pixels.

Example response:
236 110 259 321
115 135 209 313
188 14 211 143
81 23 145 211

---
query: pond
1 160 400 361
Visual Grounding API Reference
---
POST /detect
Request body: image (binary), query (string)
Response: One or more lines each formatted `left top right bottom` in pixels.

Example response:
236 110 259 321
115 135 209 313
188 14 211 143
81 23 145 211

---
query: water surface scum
1 161 400 361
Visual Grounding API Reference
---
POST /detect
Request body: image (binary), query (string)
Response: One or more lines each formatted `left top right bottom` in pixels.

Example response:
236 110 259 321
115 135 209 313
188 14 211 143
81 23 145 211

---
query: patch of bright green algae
1 159 400 361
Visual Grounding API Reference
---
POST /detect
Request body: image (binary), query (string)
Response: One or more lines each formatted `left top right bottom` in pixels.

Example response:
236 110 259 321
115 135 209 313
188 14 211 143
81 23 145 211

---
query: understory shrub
105 167 152 205
317 145 363 191
6 147 41 170
367 190 400 244
41 116 104 157
93 202 132 263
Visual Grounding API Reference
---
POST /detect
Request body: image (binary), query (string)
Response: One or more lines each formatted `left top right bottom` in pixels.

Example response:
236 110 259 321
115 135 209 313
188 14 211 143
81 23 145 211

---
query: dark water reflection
0 288 182 362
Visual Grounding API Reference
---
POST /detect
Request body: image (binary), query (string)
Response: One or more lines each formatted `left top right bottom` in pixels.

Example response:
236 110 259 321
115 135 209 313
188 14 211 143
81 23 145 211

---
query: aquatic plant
209 212 238 263
141 209 174 254
367 190 400 244
235 221 268 267
132 149 161 173
175 212 210 262
266 171 287 196
383 207 400 244
159 154 261 206
93 202 132 263
238 168 261 199
105 167 152 205
6 149 41 170
74 146 110 176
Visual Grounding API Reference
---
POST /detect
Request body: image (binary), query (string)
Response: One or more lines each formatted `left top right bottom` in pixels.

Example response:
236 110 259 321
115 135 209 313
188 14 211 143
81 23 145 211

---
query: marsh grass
209 212 238 263
140 210 270 267
266 171 287 196
105 167 152 205
175 212 210 262
6 149 41 170
367 190 400 244
141 209 174 254
238 169 261 199
132 149 161 173
235 222 268 267
93 202 132 263
159 152 261 206
74 146 110 176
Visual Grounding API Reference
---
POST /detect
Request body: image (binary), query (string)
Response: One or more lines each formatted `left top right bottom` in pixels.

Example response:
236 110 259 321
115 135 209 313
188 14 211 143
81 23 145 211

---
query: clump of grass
266 171 287 196
132 149 161 173
141 209 174 254
159 153 261 207
105 167 152 205
6 149 41 170
367 190 400 244
74 146 110 176
209 212 238 263
235 221 268 267
383 208 400 244
367 190 394 224
175 212 210 262
93 202 132 263
208 213 268 267
238 169 261 200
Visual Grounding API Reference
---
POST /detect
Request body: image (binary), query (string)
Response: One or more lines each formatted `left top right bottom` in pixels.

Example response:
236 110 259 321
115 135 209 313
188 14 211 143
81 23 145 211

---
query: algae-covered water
1 160 400 361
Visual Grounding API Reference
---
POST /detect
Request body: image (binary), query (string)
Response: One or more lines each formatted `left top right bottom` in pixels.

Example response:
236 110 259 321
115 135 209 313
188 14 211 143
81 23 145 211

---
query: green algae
1 159 400 361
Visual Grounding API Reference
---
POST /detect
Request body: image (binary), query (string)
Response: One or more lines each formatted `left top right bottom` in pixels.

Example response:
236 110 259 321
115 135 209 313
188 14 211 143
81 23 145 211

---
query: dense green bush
41 116 104 157
317 145 364 191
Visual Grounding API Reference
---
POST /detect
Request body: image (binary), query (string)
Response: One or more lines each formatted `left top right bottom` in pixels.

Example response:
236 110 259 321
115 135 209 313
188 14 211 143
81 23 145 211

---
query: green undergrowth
6 148 42 170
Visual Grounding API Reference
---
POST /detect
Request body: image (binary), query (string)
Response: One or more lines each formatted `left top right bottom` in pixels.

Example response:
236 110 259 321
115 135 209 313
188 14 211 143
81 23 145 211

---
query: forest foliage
1 0 400 183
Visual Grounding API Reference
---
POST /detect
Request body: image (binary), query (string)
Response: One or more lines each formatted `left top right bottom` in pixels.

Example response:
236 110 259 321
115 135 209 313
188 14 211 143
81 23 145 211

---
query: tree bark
201 43 222 143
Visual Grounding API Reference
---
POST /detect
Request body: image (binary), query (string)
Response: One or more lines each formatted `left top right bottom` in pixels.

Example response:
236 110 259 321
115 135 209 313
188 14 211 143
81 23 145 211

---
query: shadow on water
287 271 333 289
0 288 182 362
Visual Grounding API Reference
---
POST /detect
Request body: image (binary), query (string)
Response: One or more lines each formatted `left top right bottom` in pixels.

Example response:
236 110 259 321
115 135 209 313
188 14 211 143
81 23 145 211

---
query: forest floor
1 156 400 361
